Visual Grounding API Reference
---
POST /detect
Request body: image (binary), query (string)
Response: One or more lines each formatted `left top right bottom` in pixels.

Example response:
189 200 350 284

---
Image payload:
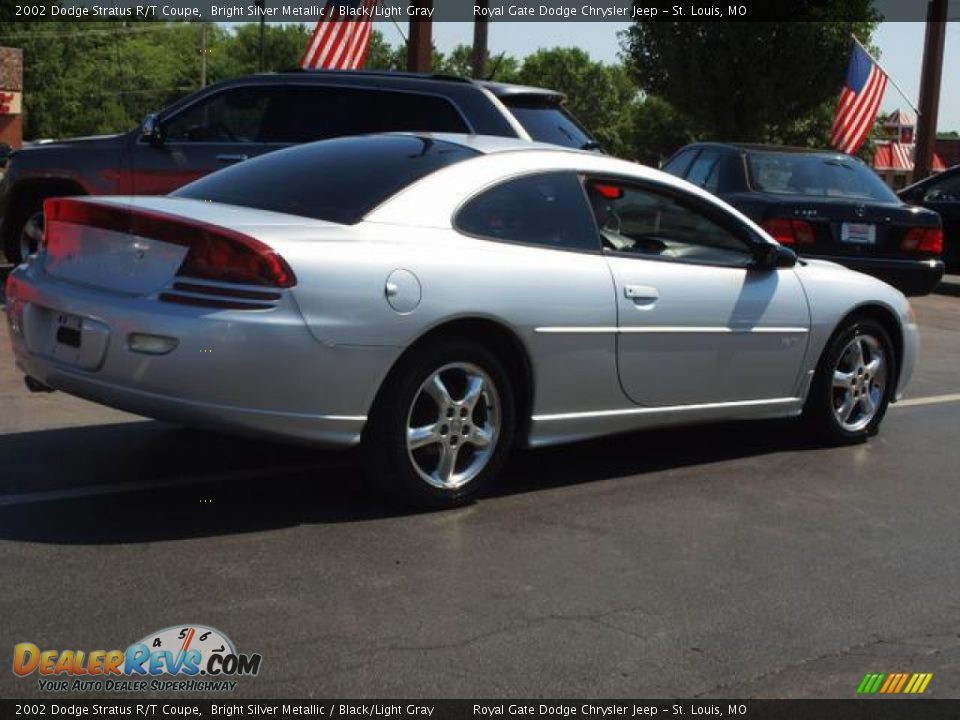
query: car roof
900 162 960 193
266 69 565 101
683 141 855 160
396 132 583 155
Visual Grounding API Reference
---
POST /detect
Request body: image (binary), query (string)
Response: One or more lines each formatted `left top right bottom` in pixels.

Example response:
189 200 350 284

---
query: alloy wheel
20 212 43 260
405 362 500 490
831 333 887 433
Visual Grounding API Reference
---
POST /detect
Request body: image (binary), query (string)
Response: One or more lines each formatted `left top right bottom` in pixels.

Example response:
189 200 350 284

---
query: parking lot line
895 393 960 408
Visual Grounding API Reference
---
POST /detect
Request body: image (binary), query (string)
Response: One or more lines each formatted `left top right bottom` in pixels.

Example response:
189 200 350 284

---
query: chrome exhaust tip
24 375 55 393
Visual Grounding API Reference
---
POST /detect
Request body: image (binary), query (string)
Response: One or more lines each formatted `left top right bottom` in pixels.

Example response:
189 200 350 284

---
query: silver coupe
5 134 919 507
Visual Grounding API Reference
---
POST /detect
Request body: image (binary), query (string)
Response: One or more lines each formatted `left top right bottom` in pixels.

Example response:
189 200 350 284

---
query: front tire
803 316 896 444
362 339 515 509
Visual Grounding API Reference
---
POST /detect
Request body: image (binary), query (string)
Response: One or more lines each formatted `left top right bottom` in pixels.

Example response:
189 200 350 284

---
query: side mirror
141 113 164 147
755 243 797 270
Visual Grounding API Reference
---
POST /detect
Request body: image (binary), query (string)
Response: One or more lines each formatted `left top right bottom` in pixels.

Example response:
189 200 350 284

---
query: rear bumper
5 260 401 447
805 254 944 296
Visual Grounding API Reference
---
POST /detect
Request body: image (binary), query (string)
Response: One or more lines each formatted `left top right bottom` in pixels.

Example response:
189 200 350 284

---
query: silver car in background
5 134 918 507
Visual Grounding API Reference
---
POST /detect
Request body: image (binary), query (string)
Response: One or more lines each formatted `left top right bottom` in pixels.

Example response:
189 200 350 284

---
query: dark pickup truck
0 70 596 264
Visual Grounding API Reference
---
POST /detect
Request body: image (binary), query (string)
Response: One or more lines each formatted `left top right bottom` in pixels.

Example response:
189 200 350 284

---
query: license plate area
22 305 111 371
56 313 83 349
841 222 876 245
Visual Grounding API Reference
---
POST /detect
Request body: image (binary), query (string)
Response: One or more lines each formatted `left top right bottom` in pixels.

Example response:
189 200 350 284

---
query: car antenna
485 52 506 81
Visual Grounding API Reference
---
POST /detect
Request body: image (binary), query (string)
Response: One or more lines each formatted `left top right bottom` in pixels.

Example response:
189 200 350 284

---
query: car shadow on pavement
0 416 822 546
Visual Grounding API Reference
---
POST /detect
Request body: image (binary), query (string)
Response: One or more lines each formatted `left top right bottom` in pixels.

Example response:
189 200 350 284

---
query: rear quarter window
173 135 479 224
456 172 599 252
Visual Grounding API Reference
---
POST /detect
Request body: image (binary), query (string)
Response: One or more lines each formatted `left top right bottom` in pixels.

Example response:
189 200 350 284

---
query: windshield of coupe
505 101 596 149
747 152 898 202
173 135 479 224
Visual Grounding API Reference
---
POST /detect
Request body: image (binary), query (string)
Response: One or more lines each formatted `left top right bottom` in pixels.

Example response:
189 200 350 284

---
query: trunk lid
40 197 335 296
729 193 940 259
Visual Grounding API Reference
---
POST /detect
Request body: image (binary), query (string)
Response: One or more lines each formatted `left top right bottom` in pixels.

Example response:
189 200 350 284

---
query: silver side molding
533 396 801 422
534 326 810 335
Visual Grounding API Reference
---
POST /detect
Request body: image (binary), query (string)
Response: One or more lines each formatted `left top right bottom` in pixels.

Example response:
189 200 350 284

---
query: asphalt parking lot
1 270 959 700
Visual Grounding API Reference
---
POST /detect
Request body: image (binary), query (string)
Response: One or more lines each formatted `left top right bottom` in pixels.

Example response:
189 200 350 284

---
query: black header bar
9 0 958 23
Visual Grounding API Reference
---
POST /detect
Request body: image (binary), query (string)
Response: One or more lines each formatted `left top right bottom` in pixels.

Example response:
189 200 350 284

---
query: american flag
300 0 378 70
829 42 888 155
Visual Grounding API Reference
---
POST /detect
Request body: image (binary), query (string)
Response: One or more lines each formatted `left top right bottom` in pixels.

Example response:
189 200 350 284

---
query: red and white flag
300 0 378 70
829 42 888 155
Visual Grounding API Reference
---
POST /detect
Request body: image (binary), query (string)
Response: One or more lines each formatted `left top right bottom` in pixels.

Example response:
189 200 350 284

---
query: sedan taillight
44 198 296 288
900 227 943 254
761 218 815 246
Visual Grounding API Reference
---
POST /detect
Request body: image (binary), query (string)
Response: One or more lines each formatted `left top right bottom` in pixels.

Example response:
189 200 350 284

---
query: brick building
0 46 23 150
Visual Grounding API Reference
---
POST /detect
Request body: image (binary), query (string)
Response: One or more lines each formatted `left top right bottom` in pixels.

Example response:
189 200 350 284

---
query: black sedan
899 164 960 271
662 143 944 295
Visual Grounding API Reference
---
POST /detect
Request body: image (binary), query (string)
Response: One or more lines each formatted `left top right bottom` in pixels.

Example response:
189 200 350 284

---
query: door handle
624 285 659 304
216 153 248 163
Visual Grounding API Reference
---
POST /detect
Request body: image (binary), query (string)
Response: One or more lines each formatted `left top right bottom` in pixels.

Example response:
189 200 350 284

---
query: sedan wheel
805 316 895 444
364 339 515 508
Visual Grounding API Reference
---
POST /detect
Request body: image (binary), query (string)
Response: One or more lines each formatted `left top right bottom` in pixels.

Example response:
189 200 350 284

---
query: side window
661 149 698 177
377 92 469 134
290 87 468 142
164 87 284 143
924 173 960 202
686 150 721 188
456 172 599 252
584 178 754 267
702 160 722 193
290 87 353 141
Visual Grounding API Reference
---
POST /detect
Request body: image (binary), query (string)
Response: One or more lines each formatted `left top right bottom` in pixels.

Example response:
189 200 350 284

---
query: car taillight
900 227 943 254
43 198 296 288
761 218 815 246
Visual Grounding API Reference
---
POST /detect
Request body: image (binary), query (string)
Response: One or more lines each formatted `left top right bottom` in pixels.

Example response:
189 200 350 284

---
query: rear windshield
747 152 897 202
505 102 595 149
173 135 479 224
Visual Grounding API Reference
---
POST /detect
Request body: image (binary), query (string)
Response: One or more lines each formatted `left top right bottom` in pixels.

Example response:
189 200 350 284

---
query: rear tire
803 316 896 445
3 208 43 265
362 339 515 509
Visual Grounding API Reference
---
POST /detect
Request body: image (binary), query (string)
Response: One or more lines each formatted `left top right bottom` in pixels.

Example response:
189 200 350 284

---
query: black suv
0 71 596 264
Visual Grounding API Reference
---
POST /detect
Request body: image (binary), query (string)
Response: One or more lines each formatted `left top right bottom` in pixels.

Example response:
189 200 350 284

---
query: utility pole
914 0 947 180
256 1 266 72
407 0 433 72
200 23 207 88
472 0 489 78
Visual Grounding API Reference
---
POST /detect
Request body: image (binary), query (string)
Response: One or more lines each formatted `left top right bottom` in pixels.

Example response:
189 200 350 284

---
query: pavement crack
691 622 960 698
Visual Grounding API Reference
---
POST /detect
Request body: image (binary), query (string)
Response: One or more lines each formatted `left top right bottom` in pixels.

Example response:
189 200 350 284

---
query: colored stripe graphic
857 672 932 694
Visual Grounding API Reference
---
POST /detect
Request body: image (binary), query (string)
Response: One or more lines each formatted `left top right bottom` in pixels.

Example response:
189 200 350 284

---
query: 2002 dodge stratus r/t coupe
6 134 918 507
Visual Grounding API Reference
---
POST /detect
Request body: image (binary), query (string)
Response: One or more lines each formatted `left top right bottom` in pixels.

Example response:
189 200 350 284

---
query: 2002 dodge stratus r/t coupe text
6 134 918 507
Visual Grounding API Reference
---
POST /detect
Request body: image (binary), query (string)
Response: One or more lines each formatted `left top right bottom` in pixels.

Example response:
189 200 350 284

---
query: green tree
365 29 405 70
222 22 310 75
625 95 697 166
436 44 474 77
621 14 878 144
513 47 639 156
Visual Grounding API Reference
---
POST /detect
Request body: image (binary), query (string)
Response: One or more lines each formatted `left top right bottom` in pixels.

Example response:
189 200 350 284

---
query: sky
371 20 960 132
